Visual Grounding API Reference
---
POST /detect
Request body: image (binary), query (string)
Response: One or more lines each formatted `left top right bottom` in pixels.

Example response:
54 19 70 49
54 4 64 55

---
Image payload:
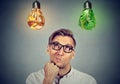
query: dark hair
48 29 76 47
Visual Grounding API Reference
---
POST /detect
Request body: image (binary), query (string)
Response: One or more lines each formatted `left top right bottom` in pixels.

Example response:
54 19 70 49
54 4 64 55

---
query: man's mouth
55 57 62 62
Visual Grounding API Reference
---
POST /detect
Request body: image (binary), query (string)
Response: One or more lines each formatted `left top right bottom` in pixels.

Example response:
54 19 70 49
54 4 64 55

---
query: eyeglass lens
50 41 74 53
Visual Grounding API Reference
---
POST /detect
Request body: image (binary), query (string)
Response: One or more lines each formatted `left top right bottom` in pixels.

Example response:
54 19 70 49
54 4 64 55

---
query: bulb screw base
84 0 92 9
32 0 40 9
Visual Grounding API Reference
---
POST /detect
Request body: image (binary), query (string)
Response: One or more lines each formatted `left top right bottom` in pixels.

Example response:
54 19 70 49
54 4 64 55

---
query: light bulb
27 0 45 30
79 0 96 30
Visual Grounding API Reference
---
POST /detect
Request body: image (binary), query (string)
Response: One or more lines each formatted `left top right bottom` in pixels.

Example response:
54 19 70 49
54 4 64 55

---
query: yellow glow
27 8 45 30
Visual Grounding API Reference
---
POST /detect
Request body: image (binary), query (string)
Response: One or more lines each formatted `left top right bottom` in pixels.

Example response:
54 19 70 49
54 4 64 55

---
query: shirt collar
63 67 74 78
56 67 74 78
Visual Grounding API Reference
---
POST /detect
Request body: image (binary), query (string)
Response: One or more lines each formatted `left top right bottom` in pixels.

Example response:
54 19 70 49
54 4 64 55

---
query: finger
51 61 59 68
51 61 56 65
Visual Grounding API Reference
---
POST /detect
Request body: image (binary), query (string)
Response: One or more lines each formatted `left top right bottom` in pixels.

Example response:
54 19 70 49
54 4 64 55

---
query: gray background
0 0 120 84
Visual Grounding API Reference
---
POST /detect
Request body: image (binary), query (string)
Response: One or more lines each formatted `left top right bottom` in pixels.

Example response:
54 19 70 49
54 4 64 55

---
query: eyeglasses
50 41 74 53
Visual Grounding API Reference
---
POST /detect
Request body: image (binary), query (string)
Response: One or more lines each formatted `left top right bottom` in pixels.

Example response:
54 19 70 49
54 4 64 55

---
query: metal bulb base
84 0 92 9
32 0 40 9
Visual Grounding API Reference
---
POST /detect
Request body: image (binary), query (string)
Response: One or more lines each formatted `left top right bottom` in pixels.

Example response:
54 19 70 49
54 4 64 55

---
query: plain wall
0 0 120 84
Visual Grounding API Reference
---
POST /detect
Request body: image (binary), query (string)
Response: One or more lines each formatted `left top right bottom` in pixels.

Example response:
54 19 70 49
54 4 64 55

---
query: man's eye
53 42 59 46
52 42 61 49
54 44 59 47
65 46 73 50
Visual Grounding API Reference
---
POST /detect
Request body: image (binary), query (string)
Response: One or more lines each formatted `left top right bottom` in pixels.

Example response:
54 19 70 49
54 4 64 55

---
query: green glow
79 9 96 30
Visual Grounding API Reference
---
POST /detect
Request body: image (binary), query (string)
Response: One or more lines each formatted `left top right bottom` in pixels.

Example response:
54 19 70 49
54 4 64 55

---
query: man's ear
71 50 75 59
47 45 50 55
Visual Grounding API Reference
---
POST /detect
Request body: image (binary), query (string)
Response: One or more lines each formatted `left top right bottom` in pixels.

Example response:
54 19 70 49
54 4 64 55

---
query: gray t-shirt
26 67 97 84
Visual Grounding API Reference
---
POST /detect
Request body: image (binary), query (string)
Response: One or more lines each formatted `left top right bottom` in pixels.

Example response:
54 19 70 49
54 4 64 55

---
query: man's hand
43 62 59 84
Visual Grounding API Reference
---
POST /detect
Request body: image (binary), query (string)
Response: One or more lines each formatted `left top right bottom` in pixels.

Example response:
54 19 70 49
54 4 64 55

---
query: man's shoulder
27 69 44 79
72 68 96 81
26 69 44 84
67 67 97 84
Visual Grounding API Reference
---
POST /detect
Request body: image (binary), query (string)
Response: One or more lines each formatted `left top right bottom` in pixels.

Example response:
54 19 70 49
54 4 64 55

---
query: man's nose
58 47 64 56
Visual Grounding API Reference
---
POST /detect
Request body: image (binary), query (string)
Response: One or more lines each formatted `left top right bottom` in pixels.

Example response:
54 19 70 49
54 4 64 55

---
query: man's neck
58 64 71 77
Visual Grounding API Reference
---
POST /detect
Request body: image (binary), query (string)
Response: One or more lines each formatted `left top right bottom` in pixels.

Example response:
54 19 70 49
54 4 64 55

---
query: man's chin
51 61 64 69
56 64 64 69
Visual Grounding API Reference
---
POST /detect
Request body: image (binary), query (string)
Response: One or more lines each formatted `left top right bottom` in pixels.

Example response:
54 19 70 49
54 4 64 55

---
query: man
26 28 97 84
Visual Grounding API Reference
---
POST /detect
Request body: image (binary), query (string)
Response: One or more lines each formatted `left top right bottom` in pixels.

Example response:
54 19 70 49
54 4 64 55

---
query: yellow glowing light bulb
27 0 45 30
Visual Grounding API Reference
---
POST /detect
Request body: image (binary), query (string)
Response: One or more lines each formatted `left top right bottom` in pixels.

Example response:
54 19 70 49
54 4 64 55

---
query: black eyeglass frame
49 41 74 53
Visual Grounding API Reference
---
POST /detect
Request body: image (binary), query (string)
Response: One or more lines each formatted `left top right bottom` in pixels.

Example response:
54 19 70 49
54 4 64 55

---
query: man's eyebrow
52 41 73 47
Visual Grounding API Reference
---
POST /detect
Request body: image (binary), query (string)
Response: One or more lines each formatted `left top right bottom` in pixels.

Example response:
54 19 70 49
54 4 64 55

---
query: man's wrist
43 77 53 84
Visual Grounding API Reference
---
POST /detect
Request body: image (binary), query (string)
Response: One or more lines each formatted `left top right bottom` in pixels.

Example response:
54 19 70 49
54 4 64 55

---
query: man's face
47 36 75 69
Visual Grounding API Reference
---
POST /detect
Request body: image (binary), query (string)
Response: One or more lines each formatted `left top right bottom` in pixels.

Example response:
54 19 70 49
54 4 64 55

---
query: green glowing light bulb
79 0 96 30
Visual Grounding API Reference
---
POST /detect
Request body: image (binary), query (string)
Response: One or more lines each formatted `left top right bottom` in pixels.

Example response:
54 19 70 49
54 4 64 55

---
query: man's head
47 29 76 69
48 29 76 47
